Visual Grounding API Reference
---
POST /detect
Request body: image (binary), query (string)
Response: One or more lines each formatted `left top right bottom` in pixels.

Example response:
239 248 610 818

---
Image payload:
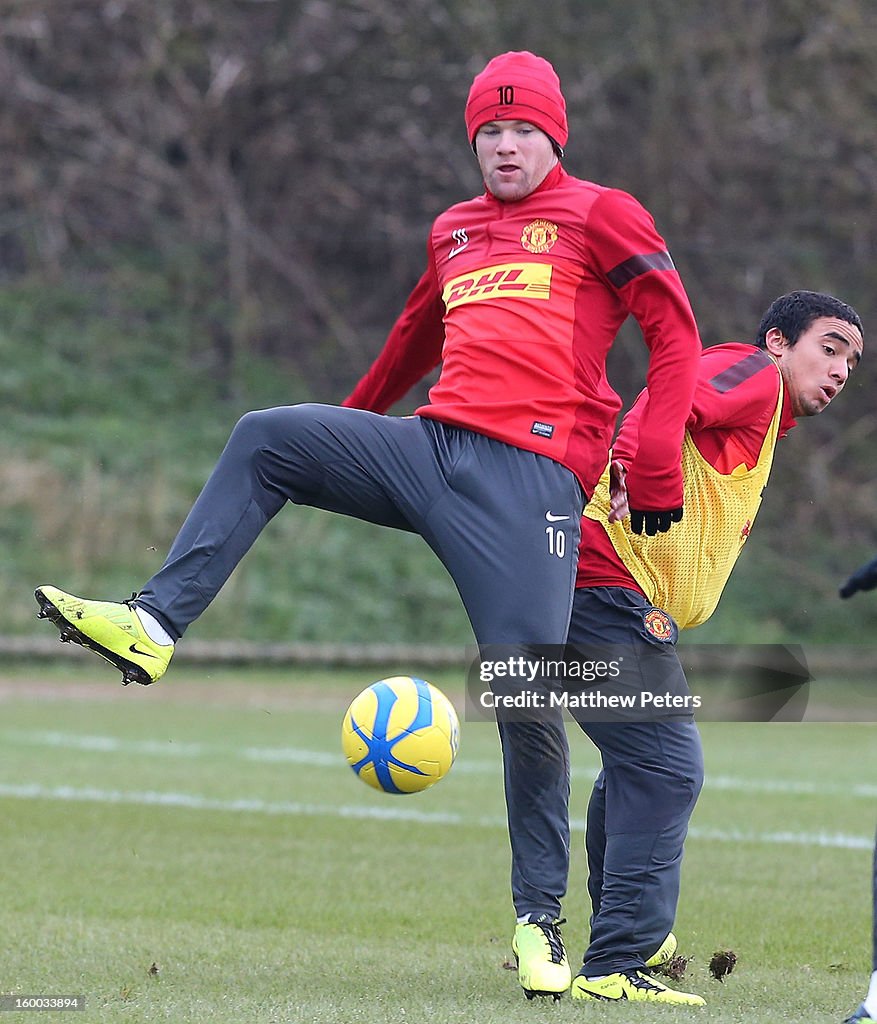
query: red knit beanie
465 51 568 148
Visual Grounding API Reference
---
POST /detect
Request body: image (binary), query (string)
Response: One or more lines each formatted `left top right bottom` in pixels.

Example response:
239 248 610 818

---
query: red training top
343 163 701 509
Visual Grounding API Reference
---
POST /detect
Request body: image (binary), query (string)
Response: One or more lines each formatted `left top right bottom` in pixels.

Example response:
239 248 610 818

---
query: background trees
3 0 876 643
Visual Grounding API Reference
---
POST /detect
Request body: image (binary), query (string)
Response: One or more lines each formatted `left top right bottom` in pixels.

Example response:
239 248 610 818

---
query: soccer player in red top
566 291 863 1005
35 51 701 998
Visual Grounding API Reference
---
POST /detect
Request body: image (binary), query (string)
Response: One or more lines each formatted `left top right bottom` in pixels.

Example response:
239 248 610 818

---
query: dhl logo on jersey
442 262 552 311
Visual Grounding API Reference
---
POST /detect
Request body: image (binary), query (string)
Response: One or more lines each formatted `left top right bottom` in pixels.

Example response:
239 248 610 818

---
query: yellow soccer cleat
35 586 173 686
571 968 705 1006
646 931 678 968
512 916 571 1001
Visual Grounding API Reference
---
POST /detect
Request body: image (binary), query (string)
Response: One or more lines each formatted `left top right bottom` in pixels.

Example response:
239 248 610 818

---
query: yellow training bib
584 367 783 629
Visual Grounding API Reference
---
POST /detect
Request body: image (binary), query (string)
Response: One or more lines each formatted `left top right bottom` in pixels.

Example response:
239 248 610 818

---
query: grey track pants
567 586 704 976
136 403 584 917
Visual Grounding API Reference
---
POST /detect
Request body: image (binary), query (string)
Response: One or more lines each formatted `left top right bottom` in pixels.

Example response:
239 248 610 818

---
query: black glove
629 507 683 536
839 555 877 598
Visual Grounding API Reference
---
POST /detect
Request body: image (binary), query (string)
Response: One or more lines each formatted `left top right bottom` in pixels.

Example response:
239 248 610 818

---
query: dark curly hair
755 291 863 348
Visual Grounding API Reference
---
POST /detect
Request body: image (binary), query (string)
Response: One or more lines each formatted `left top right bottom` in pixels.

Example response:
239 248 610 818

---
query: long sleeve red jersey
343 163 701 507
577 342 797 591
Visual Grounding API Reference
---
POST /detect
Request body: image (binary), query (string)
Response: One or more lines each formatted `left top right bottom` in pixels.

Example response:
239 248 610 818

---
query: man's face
474 120 558 202
767 316 864 417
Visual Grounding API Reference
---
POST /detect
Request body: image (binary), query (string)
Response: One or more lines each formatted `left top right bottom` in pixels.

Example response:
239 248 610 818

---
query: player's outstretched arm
342 260 444 413
586 190 700 534
839 555 877 599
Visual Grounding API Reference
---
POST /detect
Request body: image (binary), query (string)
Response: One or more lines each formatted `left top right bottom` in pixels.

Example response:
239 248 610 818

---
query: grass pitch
0 664 872 1023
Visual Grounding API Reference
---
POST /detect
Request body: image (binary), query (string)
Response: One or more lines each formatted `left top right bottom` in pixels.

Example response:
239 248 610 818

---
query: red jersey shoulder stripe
708 349 773 393
606 251 675 288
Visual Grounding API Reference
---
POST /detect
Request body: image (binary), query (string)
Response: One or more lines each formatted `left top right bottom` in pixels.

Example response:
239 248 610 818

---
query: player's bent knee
231 404 326 449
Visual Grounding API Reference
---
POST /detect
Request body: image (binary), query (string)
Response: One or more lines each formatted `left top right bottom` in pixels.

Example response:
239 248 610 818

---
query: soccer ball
341 675 460 794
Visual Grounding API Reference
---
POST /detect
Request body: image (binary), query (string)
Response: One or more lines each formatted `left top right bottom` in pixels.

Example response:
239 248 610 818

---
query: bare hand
607 459 629 523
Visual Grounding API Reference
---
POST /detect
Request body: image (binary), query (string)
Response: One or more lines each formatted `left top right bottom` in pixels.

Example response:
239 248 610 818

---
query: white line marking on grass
0 782 472 825
2 730 209 757
686 825 873 850
3 729 875 798
706 774 877 799
0 781 872 850
0 729 524 776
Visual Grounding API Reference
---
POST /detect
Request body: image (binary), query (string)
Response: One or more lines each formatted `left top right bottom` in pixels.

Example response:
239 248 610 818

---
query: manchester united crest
643 608 674 642
521 219 558 254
